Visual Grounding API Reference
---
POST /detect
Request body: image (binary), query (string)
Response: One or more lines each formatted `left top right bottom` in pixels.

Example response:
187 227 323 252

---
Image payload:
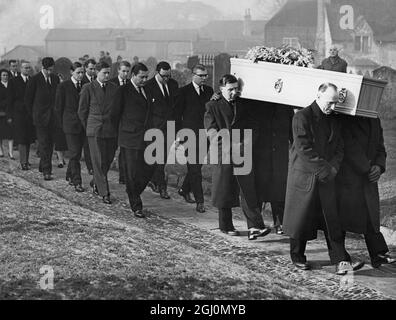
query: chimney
243 9 252 37
316 0 326 60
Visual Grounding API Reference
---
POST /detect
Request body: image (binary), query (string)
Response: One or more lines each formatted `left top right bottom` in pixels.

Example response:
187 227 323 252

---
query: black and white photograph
0 0 395 307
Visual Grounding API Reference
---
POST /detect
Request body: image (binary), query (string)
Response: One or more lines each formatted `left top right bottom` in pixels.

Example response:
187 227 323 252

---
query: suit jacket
78 80 118 138
55 79 84 135
283 102 344 241
145 77 178 132
24 72 59 127
82 74 96 85
111 82 153 150
174 82 214 133
109 77 125 87
0 83 8 117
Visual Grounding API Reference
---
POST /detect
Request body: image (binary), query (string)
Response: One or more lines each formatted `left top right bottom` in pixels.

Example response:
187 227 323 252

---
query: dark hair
156 61 171 72
192 64 206 73
318 82 338 93
0 68 10 76
219 74 238 87
42 57 55 69
84 59 96 68
131 63 148 76
71 62 83 71
9 60 17 65
95 62 110 72
118 61 131 69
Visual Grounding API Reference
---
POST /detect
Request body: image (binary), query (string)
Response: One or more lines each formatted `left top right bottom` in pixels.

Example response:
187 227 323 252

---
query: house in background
1 45 46 63
265 0 396 74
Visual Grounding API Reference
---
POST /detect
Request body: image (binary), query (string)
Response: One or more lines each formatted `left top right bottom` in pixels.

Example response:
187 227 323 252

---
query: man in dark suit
109 60 131 185
78 62 118 204
317 46 348 73
55 62 85 192
283 83 364 275
9 60 20 78
337 116 396 268
145 61 179 200
7 61 35 170
174 64 214 213
80 58 97 176
25 57 60 181
111 63 155 218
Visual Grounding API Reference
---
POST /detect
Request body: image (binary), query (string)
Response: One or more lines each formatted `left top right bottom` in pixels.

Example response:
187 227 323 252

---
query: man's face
157 68 171 84
42 66 54 77
118 66 130 80
192 68 208 86
97 68 110 83
317 88 338 115
220 82 239 102
20 63 31 76
132 70 149 87
72 67 84 82
10 62 18 73
329 47 339 58
1 71 9 83
86 63 96 77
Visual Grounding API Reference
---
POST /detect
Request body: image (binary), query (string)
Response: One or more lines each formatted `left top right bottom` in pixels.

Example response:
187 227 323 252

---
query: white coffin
231 58 384 118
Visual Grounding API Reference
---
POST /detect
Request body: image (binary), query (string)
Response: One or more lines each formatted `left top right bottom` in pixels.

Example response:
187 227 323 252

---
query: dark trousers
290 227 351 265
123 148 156 212
65 132 85 186
270 201 285 227
118 148 126 183
36 125 56 175
83 137 93 172
240 196 266 230
181 163 204 203
88 136 117 197
218 208 236 232
18 144 31 166
151 164 167 191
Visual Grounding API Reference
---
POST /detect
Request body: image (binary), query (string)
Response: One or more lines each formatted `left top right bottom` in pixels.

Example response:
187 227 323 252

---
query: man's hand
210 92 221 101
368 165 381 183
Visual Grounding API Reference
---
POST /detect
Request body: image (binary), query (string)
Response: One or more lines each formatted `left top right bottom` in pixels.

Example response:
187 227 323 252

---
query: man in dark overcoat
317 46 348 73
204 75 271 239
283 83 364 275
7 61 35 170
336 115 396 268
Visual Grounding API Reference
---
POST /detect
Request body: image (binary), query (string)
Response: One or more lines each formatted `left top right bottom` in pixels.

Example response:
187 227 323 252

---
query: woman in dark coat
204 75 271 240
336 115 396 268
0 69 14 159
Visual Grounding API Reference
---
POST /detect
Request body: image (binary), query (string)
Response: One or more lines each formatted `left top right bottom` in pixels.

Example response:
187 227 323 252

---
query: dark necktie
162 83 170 104
76 81 82 93
102 83 106 93
138 87 146 100
122 80 126 86
46 77 51 88
199 86 204 96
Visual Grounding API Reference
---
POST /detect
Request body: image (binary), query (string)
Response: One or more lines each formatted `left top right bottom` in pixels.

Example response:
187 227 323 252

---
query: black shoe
43 174 52 181
75 185 85 193
119 179 126 185
196 203 205 213
160 189 171 200
275 225 284 235
21 164 29 171
88 169 94 175
372 253 396 268
58 163 64 168
178 189 195 204
293 262 311 270
134 210 145 218
102 195 112 204
248 227 272 240
336 261 353 275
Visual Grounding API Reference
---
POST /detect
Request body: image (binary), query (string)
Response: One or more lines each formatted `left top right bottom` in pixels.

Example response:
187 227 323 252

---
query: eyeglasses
159 73 171 79
194 73 208 78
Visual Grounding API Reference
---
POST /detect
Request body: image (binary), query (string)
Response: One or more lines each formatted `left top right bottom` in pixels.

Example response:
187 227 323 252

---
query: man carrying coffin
283 83 364 275
336 115 396 268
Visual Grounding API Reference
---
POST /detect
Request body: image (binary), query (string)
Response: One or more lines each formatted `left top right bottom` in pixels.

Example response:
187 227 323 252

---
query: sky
0 0 286 53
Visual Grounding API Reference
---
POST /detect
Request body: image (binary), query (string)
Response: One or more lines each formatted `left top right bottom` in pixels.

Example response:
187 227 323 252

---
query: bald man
318 46 347 73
